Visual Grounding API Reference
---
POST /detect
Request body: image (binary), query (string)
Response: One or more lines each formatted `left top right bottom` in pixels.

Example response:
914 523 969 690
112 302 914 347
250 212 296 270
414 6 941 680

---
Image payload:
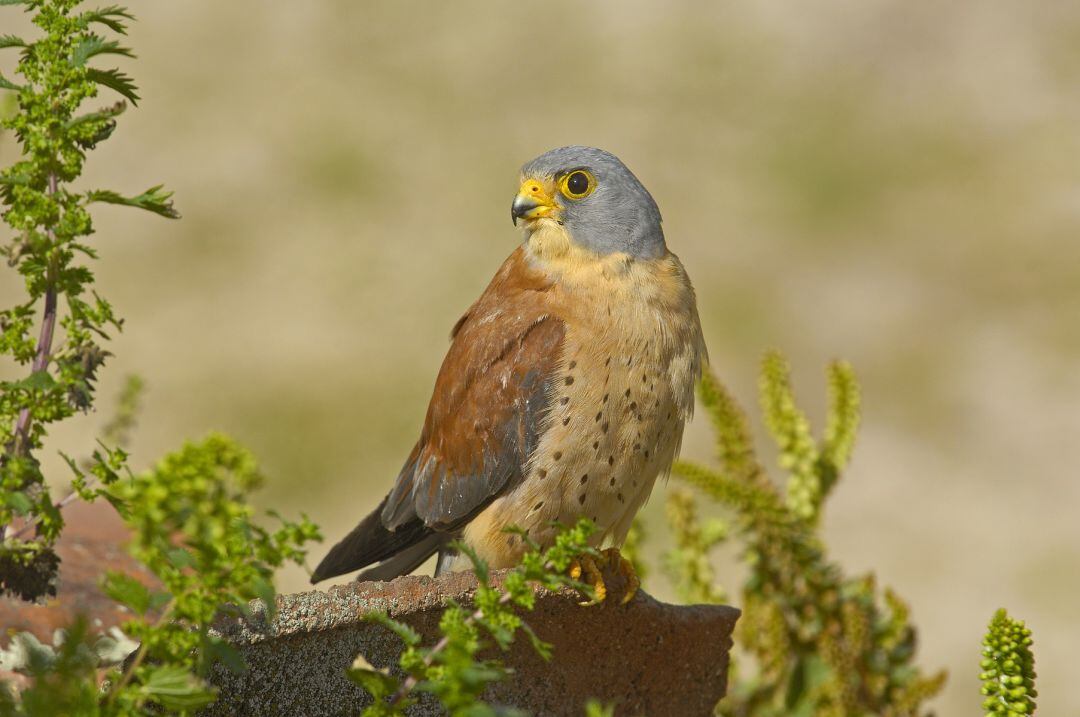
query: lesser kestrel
312 146 707 600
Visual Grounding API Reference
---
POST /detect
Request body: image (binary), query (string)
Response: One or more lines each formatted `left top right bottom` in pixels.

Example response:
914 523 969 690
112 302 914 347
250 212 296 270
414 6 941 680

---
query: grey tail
310 495 432 584
355 533 446 582
434 546 459 576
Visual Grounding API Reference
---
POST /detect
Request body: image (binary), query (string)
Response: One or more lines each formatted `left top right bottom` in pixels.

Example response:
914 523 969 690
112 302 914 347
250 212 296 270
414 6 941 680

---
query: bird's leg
568 547 639 605
601 547 640 605
569 554 607 605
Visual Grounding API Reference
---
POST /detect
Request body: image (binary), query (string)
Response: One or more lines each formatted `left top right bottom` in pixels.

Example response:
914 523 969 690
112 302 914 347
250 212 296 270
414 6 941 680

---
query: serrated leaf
140 666 218 710
78 5 136 34
12 370 57 391
72 35 134 67
0 73 23 92
0 35 26 49
85 185 179 218
85 67 139 105
0 172 30 187
4 490 31 515
102 571 151 614
166 547 193 568
0 0 30 6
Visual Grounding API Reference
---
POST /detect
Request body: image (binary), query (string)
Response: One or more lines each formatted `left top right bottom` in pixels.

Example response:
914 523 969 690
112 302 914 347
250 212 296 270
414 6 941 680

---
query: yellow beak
511 179 557 225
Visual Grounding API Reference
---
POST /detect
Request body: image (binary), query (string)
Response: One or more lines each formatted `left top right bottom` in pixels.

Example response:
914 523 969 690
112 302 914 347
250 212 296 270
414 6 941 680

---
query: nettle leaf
140 666 218 710
166 546 194 569
85 67 140 105
0 171 31 187
78 5 136 35
13 370 58 391
0 34 26 49
0 73 24 92
102 571 151 614
72 35 134 67
86 185 179 218
5 491 32 515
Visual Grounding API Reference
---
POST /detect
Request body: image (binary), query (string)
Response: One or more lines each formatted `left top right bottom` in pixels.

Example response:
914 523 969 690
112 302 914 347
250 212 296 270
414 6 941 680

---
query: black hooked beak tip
511 195 541 226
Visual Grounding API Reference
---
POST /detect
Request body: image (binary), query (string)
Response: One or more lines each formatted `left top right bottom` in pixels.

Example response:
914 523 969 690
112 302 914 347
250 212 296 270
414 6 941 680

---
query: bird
311 146 707 601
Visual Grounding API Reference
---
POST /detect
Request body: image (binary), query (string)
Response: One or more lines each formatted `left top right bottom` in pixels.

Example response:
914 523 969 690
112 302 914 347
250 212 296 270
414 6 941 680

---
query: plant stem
8 482 90 540
105 597 176 705
11 173 59 458
387 590 515 707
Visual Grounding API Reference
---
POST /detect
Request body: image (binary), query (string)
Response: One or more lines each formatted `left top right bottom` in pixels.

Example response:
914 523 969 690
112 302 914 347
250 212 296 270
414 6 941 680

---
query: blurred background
3 1 1079 713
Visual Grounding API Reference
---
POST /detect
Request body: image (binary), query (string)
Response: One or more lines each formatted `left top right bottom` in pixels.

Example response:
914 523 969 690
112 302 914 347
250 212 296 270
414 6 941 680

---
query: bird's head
512 146 665 260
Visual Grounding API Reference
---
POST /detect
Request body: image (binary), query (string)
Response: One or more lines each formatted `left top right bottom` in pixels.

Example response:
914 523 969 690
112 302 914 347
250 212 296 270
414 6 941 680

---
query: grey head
512 146 666 259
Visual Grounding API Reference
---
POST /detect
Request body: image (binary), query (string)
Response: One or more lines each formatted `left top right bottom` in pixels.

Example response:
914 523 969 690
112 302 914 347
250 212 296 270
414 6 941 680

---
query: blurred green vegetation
1 2 1077 714
671 354 946 715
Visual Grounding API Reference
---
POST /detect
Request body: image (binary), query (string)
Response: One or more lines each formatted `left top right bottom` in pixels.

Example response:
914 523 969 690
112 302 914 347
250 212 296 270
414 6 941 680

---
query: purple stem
4 174 60 539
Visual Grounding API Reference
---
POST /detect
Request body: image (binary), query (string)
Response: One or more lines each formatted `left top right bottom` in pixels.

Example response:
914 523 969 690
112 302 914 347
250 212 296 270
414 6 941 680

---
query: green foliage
673 351 946 716
349 519 598 716
980 609 1036 716
0 8 321 713
1 434 321 716
663 488 727 605
0 0 177 594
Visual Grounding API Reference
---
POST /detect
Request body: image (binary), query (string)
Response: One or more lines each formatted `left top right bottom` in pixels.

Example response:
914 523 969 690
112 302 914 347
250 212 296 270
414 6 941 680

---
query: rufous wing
382 247 565 531
311 248 564 584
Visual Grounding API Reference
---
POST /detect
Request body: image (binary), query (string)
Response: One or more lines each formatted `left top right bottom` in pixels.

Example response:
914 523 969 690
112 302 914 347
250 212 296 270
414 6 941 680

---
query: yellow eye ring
557 169 596 200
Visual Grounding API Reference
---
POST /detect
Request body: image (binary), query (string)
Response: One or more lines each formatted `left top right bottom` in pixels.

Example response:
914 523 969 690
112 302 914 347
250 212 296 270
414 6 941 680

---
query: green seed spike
980 609 1037 716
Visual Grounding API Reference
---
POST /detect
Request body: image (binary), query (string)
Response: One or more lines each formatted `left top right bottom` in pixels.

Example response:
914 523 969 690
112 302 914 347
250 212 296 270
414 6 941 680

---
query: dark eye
566 171 589 195
560 169 596 199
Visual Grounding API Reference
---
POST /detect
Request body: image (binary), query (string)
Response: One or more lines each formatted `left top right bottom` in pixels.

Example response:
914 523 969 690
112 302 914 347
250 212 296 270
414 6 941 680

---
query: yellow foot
601 547 640 605
568 548 640 606
569 555 607 605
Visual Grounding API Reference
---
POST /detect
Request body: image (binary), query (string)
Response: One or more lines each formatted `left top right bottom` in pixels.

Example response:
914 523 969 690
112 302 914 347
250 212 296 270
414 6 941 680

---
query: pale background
2 2 1079 714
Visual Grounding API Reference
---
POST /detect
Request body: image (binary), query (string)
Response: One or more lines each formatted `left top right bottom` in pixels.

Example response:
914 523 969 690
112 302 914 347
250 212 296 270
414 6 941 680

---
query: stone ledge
207 571 740 716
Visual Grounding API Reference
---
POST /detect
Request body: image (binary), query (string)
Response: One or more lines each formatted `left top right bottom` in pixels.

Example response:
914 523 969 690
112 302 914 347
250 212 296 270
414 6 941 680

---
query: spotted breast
462 231 707 568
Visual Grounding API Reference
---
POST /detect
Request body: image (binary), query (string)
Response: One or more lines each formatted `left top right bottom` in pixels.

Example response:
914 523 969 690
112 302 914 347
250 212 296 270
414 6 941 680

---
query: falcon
312 146 707 601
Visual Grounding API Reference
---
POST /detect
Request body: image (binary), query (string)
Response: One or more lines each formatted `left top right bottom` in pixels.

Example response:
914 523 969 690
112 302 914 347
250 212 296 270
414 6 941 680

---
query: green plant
0 3 323 714
349 519 598 717
0 432 321 716
670 352 946 716
979 609 1036 716
0 0 178 598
